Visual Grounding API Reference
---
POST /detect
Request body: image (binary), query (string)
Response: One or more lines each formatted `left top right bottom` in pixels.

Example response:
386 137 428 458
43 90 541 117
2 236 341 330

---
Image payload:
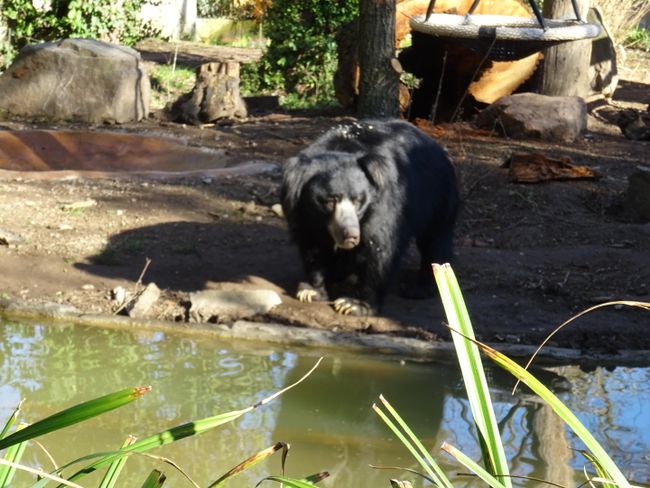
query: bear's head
282 151 387 250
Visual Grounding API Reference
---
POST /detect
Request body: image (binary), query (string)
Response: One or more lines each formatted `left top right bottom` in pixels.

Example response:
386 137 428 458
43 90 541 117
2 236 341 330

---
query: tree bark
171 62 247 124
536 0 592 97
181 0 198 40
357 0 400 118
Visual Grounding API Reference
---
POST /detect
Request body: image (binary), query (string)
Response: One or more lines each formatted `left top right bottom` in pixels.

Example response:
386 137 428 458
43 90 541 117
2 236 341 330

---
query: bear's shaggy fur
281 119 458 315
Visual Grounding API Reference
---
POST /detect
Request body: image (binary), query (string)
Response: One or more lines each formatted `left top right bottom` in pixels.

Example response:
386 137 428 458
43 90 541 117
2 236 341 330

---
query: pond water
0 130 228 173
0 320 648 487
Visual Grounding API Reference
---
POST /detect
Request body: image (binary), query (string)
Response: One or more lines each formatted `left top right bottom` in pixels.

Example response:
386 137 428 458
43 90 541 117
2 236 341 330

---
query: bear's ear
281 155 320 219
357 154 388 189
280 156 303 218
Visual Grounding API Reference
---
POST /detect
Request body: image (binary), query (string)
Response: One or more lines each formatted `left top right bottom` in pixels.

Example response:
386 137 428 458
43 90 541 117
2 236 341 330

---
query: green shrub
626 26 650 51
198 0 255 20
0 0 158 66
246 0 358 104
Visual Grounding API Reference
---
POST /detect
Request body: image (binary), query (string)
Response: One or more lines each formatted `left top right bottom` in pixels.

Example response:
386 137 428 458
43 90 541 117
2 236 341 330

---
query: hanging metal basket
410 13 602 61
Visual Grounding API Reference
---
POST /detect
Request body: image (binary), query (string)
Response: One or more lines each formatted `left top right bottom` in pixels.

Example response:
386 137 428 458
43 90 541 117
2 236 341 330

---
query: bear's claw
333 297 371 316
297 288 320 303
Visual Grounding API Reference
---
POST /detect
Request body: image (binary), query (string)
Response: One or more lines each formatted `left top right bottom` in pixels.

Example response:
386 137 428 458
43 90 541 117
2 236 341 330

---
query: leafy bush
0 0 158 66
245 0 358 104
626 26 650 50
198 0 255 20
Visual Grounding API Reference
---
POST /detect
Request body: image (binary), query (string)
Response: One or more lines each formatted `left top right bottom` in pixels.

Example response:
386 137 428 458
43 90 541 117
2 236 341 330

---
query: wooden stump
171 62 247 124
536 0 592 97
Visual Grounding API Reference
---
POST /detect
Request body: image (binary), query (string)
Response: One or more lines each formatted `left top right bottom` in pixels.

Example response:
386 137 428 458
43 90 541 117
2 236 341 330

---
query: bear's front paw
296 283 326 303
333 297 372 316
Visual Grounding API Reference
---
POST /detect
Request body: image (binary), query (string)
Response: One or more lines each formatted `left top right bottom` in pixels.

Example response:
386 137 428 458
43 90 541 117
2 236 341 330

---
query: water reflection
0 321 648 487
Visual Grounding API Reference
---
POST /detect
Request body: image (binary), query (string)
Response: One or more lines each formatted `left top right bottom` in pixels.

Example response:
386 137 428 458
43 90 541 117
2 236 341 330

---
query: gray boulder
0 38 150 124
126 282 161 319
476 93 587 143
189 288 282 323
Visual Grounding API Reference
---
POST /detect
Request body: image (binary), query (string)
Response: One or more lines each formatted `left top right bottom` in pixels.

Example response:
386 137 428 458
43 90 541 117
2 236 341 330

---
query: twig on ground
113 257 152 315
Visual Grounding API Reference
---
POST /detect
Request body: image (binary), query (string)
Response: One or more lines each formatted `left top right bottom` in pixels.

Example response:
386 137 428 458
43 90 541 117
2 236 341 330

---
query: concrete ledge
2 298 649 366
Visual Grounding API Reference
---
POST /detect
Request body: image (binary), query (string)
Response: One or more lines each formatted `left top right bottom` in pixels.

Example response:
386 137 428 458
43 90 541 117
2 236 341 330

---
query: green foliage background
1 0 157 65
198 0 255 20
243 0 358 104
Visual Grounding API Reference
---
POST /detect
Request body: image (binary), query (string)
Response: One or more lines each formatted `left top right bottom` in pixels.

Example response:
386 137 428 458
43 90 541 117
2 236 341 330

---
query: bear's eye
320 197 337 212
351 197 364 209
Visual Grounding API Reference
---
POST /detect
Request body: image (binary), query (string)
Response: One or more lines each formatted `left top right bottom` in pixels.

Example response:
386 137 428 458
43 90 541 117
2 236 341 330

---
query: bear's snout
339 233 360 249
328 198 361 250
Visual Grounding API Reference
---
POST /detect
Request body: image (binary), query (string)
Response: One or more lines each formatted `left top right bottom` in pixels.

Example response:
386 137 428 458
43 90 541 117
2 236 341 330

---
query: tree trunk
181 0 198 40
357 0 400 118
536 0 592 97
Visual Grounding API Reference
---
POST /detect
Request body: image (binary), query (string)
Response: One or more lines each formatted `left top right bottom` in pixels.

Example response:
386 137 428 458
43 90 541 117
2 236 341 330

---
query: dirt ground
0 50 649 355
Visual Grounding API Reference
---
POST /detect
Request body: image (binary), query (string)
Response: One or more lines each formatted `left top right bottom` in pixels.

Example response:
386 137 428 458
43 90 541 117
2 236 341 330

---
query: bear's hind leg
404 225 454 299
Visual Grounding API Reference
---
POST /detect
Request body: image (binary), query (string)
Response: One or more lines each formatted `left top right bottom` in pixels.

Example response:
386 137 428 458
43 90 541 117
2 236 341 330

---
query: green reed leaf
0 387 150 452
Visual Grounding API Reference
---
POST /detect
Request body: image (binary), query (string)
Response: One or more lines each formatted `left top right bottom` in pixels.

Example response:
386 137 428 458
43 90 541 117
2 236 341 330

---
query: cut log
135 38 263 67
170 62 247 124
536 0 592 97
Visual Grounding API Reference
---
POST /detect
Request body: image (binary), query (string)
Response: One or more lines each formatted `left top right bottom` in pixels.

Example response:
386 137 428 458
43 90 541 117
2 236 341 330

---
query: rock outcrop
0 38 150 124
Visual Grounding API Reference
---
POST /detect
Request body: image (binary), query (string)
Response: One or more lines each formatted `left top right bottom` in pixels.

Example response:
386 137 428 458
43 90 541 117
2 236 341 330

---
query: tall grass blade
64 407 248 483
209 442 288 488
472 339 630 488
0 401 23 440
140 469 166 488
255 472 328 487
65 358 323 483
137 452 200 488
389 480 414 488
588 477 646 488
0 387 151 452
98 435 137 488
0 459 83 487
441 442 507 488
0 424 27 487
372 405 437 485
514 301 650 395
577 449 615 488
373 396 453 488
369 464 435 484
432 263 511 487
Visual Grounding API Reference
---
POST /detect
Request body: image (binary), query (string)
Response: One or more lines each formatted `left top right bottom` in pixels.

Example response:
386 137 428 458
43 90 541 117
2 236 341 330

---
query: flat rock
126 282 161 319
0 38 150 124
476 93 587 143
0 228 23 246
0 299 80 317
189 288 282 323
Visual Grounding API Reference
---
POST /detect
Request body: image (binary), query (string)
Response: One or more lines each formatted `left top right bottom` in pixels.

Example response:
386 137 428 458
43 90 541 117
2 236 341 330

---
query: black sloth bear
280 119 458 316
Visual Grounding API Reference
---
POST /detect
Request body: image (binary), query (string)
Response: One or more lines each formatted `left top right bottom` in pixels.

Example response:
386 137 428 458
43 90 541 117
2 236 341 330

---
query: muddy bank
0 112 648 357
